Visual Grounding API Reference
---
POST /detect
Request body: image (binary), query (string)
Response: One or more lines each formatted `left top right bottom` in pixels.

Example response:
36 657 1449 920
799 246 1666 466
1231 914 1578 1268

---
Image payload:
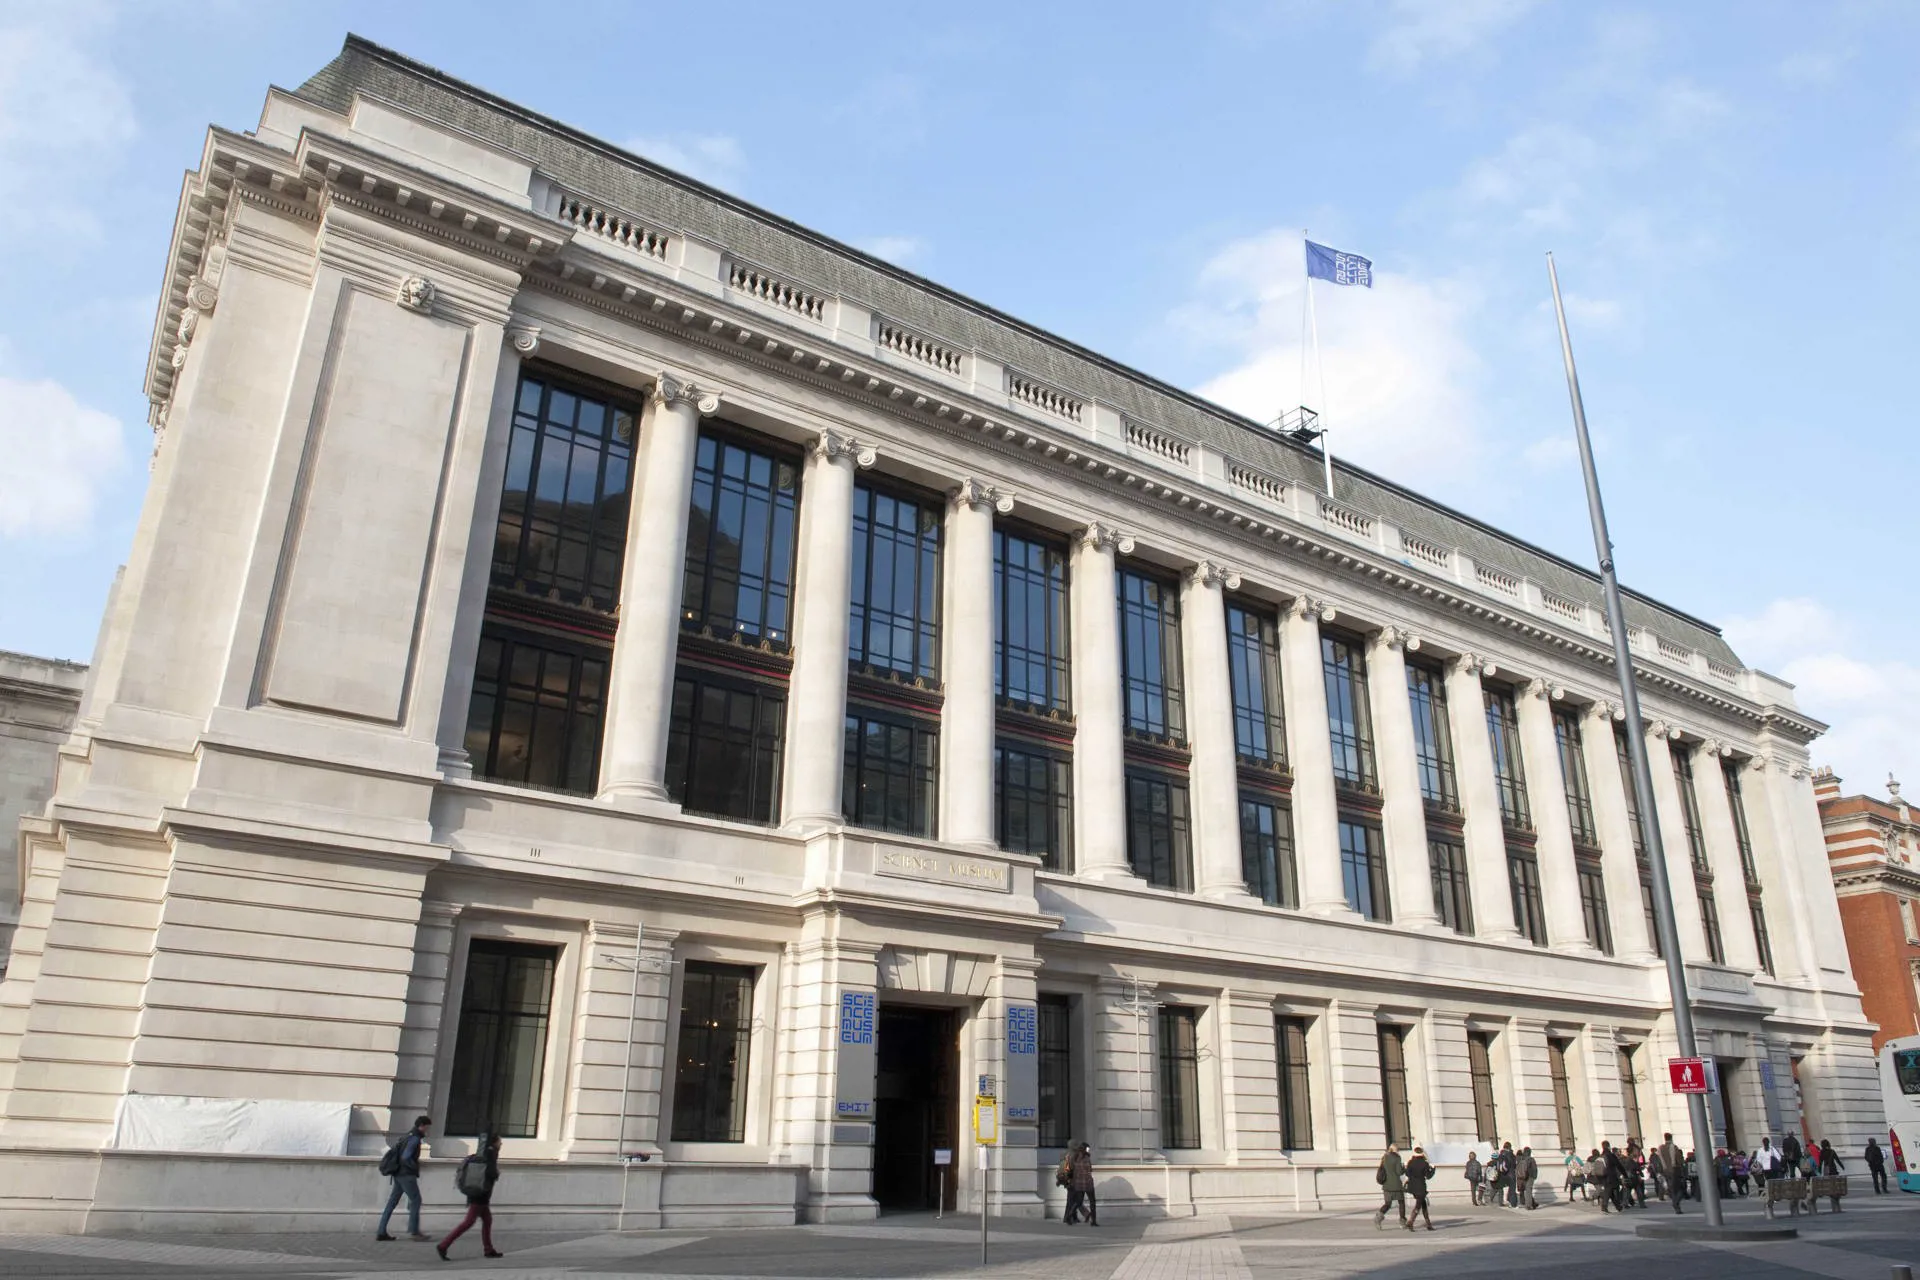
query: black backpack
456 1154 491 1197
378 1137 407 1177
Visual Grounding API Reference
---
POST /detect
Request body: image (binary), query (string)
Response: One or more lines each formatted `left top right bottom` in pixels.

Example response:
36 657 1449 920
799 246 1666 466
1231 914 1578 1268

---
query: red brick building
1820 769 1920 1050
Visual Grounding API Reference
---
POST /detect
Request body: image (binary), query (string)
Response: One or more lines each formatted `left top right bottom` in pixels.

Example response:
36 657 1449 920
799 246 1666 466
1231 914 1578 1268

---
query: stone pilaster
1445 655 1520 941
1515 678 1593 953
1506 1018 1556 1151
779 933 883 1222
1092 975 1157 1156
1182 561 1252 900
1692 741 1762 972
1743 755 1815 981
1581 700 1654 959
940 479 1013 851
1280 595 1351 917
565 922 677 1158
1366 627 1441 930
987 955 1044 1215
598 371 720 805
1325 1000 1384 1157
390 901 461 1134
781 431 876 831
1070 524 1134 882
1423 1011 1478 1145
1642 727 1711 962
1220 989 1281 1159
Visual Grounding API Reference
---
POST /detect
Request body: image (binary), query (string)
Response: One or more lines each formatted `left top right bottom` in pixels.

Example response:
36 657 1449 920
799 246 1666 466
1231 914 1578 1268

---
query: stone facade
0 651 85 966
0 36 1880 1234
1819 768 1920 1050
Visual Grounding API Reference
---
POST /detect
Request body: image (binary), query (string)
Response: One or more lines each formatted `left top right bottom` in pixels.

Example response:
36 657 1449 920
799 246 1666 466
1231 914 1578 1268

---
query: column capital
1285 594 1336 624
1370 624 1421 653
1697 738 1732 759
1584 698 1627 723
1450 651 1496 678
950 476 1015 514
1644 719 1681 741
1185 559 1241 591
651 368 722 416
505 322 541 357
811 427 876 468
1076 520 1134 554
1522 676 1566 702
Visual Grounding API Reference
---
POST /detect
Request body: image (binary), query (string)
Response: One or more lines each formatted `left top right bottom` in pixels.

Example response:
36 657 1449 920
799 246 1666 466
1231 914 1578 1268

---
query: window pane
1275 1016 1314 1150
1406 662 1458 809
1484 688 1530 828
665 670 786 824
1429 837 1472 934
1127 772 1192 891
1378 1026 1413 1149
1322 635 1376 789
1239 797 1297 908
994 529 1071 712
996 742 1073 870
1555 710 1597 845
684 433 801 645
447 940 557 1138
844 710 938 837
466 628 609 795
672 963 756 1143
1340 820 1389 922
1227 604 1286 765
1037 996 1074 1148
1119 567 1184 742
1158 1007 1201 1150
1509 849 1547 946
849 485 942 679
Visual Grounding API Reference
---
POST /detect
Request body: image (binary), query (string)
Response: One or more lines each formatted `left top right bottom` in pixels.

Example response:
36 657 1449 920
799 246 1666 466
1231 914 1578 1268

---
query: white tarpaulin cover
111 1094 352 1155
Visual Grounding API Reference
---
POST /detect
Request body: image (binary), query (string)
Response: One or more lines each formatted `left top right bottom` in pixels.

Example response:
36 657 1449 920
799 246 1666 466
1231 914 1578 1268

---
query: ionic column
1366 626 1441 930
1642 724 1711 961
940 479 1013 851
1445 654 1520 940
598 371 719 806
1515 677 1595 953
1581 700 1654 959
781 430 875 831
1182 561 1251 900
1070 523 1133 881
1758 753 1852 980
1744 754 1816 981
1693 740 1762 971
1279 595 1351 916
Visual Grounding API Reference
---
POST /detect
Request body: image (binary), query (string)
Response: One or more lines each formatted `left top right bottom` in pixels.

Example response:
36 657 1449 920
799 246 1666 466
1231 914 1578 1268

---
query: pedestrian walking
1064 1141 1098 1226
375 1114 432 1242
1373 1144 1407 1228
1818 1139 1843 1176
1781 1131 1803 1178
1564 1148 1590 1201
1403 1147 1436 1231
1517 1146 1538 1210
437 1132 504 1261
1751 1137 1777 1190
1866 1137 1889 1194
1628 1142 1648 1208
1495 1141 1518 1207
1463 1150 1484 1205
1655 1133 1686 1215
1597 1141 1624 1213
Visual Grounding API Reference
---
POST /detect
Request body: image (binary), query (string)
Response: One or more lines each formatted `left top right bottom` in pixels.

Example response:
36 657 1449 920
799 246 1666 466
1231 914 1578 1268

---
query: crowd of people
1372 1130 1891 1228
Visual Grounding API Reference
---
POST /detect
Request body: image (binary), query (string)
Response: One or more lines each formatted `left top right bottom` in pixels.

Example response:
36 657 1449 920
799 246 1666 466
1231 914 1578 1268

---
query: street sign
977 1074 997 1098
1669 1056 1709 1094
973 1097 1000 1145
933 1148 952 1166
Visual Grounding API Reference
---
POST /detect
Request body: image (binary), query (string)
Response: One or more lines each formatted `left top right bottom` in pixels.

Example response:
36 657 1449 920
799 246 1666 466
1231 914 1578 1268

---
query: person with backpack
1818 1139 1843 1176
375 1114 432 1242
437 1132 504 1261
1781 1131 1803 1179
1495 1141 1518 1207
1403 1147 1436 1231
1866 1137 1889 1194
1655 1133 1686 1214
1750 1137 1777 1190
1463 1150 1483 1205
1517 1146 1539 1210
1372 1143 1407 1229
1064 1141 1097 1226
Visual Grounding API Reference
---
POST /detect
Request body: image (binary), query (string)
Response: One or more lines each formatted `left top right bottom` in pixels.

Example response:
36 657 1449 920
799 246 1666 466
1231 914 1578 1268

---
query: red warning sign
1669 1057 1709 1094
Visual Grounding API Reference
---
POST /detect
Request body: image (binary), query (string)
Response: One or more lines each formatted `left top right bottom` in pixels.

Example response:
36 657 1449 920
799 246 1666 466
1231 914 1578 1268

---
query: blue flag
1306 240 1372 288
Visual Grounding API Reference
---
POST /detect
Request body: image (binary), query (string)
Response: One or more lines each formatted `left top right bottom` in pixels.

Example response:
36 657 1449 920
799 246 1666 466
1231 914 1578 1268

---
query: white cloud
1171 229 1486 488
0 372 126 536
1368 0 1535 74
1521 435 1576 469
0 4 133 234
1722 597 1920 798
621 134 746 190
857 235 925 266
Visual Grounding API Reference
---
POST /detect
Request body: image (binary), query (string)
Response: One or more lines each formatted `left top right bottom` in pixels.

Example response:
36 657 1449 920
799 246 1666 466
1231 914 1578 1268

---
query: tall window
993 529 1070 711
1341 820 1389 922
1322 634 1377 790
1484 687 1531 829
843 711 938 836
1699 891 1726 965
1429 837 1472 934
1750 897 1775 975
1547 1038 1577 1149
996 745 1072 870
1275 1016 1314 1151
1037 995 1074 1148
1640 870 1664 959
1226 603 1286 765
682 432 800 645
447 940 557 1138
491 375 634 608
1578 858 1613 954
1618 1046 1645 1144
665 672 785 823
1555 710 1598 845
1614 727 1648 858
1158 1006 1201 1150
1127 772 1192 891
849 484 941 678
1406 662 1457 809
465 634 608 794
1509 848 1547 947
1725 760 1774 975
1119 568 1184 741
1240 799 1298 908
1378 1026 1413 1149
671 963 754 1143
1672 746 1710 874
1467 1032 1498 1142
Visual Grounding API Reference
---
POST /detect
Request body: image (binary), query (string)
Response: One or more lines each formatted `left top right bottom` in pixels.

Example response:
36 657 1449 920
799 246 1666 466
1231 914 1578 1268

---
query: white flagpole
1306 247 1331 498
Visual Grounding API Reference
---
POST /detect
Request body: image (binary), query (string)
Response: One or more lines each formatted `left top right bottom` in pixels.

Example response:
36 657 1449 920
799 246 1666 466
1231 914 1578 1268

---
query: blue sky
1 0 1914 794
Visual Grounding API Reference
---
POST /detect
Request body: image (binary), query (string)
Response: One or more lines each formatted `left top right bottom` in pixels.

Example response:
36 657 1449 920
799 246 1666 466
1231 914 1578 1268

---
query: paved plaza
1 1198 1916 1280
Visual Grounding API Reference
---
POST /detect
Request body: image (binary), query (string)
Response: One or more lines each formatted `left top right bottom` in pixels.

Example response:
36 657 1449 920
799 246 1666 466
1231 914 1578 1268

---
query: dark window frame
995 739 1073 871
1275 1015 1314 1151
665 665 786 824
1467 1031 1499 1143
681 426 802 648
1547 1038 1577 1149
1615 727 1648 857
465 626 610 796
1509 846 1548 947
1578 856 1613 955
1037 994 1074 1148
1618 1045 1645 1145
843 705 939 837
1126 769 1193 892
1723 759 1762 887
1671 745 1711 875
1322 632 1378 791
1406 659 1459 810
1699 888 1726 965
993 525 1071 714
848 480 943 681
1749 894 1775 975
1340 818 1390 922
1157 1005 1202 1150
1429 836 1473 934
1555 709 1599 846
671 962 756 1143
1226 600 1287 767
1378 1025 1414 1149
1240 795 1299 908
446 939 559 1139
1484 686 1532 830
1118 564 1186 743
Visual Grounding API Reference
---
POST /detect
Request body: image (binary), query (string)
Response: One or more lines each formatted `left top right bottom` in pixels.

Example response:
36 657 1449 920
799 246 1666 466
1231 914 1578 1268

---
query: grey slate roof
293 36 1738 667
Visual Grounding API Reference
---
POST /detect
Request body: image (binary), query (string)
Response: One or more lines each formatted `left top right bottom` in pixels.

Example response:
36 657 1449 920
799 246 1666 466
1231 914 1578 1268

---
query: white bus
1878 1035 1920 1193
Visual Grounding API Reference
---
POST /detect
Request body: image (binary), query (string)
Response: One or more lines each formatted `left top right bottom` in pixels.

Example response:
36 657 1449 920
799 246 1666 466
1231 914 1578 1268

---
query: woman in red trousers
437 1132 503 1260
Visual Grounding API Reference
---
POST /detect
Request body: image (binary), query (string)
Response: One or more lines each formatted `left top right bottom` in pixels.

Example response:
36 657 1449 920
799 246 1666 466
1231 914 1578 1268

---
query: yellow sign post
974 1079 998 1263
